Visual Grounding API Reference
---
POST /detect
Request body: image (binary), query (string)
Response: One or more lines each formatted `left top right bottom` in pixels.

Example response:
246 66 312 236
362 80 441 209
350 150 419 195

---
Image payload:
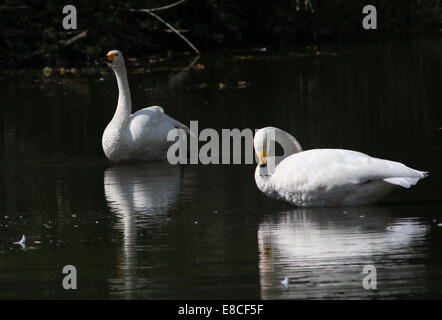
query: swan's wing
130 106 167 134
128 106 176 150
367 157 428 188
382 177 422 188
273 149 427 190
163 113 190 134
135 106 190 134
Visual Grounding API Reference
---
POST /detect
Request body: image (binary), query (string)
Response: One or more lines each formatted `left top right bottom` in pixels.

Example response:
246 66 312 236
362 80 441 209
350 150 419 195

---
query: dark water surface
0 36 441 299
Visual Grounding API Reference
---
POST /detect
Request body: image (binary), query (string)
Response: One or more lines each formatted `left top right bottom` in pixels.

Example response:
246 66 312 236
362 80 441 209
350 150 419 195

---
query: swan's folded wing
163 113 199 142
163 113 190 134
382 177 421 188
369 157 428 188
273 149 427 190
138 105 190 133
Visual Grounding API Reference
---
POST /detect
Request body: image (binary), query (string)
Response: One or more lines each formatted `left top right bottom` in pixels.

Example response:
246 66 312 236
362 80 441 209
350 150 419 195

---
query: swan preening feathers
102 50 428 207
254 127 428 207
102 50 189 163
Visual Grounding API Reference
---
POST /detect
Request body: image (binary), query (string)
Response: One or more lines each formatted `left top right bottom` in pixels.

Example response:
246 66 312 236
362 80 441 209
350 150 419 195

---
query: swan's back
266 149 427 207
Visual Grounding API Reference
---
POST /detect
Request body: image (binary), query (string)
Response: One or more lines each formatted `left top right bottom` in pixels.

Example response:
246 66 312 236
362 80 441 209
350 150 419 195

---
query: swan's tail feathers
165 114 190 133
165 114 198 140
383 171 429 188
383 177 419 188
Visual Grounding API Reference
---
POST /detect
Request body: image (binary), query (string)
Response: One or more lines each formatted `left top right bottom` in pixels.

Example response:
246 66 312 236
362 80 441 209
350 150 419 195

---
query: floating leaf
193 63 205 70
232 55 254 61
237 81 250 89
197 83 208 89
42 66 53 77
133 68 145 74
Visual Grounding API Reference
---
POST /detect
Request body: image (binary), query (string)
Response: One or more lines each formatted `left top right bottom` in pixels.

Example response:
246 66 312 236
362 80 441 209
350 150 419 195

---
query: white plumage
254 127 428 207
102 50 189 163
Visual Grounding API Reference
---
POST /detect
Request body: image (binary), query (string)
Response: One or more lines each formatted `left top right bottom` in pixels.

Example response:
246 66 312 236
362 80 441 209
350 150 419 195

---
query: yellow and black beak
257 151 268 167
105 52 117 63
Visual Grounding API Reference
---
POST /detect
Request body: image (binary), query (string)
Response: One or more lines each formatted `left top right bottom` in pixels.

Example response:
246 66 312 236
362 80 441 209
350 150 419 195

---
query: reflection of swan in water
104 162 180 298
104 162 180 216
258 207 429 299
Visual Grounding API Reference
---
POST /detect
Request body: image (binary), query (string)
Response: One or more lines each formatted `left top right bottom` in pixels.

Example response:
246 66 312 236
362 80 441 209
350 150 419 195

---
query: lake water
0 36 441 299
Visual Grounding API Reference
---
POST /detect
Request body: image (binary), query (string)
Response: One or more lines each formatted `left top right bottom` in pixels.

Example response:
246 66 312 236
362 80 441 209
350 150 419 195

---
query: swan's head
254 127 272 167
105 50 124 69
254 127 303 168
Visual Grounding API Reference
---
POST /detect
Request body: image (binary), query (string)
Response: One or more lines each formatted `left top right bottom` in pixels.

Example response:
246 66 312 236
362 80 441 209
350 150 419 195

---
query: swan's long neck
111 63 132 124
257 128 303 179
275 128 302 161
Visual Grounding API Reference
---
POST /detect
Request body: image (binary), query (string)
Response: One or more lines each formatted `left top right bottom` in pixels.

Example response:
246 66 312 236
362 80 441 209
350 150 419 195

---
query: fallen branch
145 10 199 55
133 0 187 12
186 55 200 70
128 0 200 56
164 29 188 33
0 5 30 12
63 30 88 47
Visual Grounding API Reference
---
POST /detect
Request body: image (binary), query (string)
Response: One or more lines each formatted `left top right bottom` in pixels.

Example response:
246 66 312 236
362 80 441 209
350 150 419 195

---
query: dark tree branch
63 30 88 47
132 0 187 12
128 0 200 56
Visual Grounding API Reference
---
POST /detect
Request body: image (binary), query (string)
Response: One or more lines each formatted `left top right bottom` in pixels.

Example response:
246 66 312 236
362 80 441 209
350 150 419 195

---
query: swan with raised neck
102 50 189 163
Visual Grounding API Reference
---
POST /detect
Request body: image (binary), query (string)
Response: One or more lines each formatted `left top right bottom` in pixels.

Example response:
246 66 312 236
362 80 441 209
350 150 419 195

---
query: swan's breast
102 122 131 162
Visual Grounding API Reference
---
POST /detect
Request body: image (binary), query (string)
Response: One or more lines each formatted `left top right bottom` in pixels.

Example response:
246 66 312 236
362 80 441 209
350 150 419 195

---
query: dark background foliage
0 0 440 67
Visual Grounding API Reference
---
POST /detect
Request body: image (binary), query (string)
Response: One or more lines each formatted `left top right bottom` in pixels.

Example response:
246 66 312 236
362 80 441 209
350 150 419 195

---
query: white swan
254 127 428 207
102 50 189 163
